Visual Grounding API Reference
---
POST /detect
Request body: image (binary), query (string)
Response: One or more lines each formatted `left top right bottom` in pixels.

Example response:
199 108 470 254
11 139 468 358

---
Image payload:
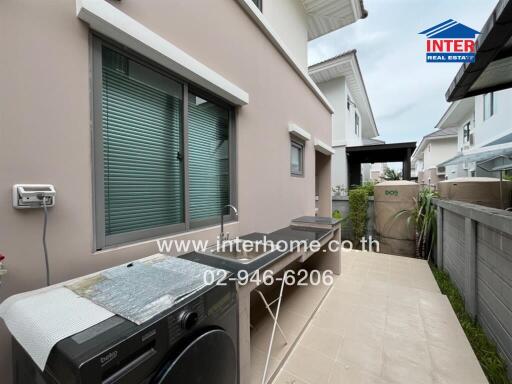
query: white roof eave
303 0 365 40
76 0 249 106
309 52 378 137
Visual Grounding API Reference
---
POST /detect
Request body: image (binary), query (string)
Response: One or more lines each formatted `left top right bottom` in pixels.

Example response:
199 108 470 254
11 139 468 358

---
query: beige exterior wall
0 0 332 379
262 0 309 70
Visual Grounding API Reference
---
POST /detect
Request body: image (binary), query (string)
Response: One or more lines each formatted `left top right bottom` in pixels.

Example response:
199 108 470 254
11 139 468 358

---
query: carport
346 142 417 186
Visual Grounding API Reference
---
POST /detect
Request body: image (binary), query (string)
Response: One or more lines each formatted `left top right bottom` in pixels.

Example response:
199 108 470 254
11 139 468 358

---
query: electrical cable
42 197 50 286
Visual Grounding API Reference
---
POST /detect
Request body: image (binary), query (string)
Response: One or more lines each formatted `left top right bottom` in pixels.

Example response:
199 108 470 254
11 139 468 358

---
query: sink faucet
220 204 238 242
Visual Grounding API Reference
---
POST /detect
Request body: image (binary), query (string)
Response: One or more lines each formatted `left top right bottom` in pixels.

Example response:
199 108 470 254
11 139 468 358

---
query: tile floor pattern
271 251 489 384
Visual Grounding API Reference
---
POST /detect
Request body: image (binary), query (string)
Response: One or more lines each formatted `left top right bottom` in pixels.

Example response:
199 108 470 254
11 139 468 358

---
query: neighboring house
0 0 366 379
434 98 475 179
370 163 389 182
309 50 379 191
412 128 458 187
436 89 512 178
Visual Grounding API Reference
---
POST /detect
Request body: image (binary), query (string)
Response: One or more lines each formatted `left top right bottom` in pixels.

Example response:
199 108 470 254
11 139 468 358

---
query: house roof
303 0 368 41
308 50 379 139
446 0 512 101
411 128 458 162
425 127 458 138
435 98 474 129
419 19 480 39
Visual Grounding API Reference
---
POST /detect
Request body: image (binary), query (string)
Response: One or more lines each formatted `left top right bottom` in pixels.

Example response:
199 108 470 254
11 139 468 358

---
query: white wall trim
235 0 334 114
314 138 335 155
288 123 311 141
332 139 347 147
76 0 249 106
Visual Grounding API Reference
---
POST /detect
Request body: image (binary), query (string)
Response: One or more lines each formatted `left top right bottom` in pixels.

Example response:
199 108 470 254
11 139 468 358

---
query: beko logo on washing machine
100 350 118 366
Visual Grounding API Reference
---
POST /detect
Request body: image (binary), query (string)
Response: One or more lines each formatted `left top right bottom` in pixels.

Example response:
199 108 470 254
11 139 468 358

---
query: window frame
483 92 496 120
290 139 305 177
463 121 471 142
92 36 237 250
252 0 263 11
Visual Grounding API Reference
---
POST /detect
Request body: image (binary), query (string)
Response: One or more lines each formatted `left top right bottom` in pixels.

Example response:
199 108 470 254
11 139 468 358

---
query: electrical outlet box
12 184 56 209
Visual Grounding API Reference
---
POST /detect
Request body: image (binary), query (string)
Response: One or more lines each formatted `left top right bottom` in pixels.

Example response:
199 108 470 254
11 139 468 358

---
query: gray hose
42 198 50 286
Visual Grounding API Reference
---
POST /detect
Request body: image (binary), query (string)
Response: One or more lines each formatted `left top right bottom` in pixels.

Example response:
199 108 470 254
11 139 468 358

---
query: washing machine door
153 329 237 384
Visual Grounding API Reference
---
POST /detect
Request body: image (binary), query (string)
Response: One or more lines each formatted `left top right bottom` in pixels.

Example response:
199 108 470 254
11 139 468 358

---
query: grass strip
430 264 510 384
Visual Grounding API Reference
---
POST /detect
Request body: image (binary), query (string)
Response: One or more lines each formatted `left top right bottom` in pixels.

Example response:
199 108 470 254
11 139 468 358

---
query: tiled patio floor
272 251 489 384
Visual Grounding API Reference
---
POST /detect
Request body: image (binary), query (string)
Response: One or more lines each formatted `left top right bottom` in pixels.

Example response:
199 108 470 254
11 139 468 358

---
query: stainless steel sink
202 239 275 264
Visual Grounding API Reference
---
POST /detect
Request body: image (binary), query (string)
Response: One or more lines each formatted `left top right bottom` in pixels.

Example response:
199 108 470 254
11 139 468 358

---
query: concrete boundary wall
435 198 512 377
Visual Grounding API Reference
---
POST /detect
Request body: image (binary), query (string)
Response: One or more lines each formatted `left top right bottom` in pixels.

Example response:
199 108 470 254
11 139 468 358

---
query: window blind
188 93 230 222
102 47 184 236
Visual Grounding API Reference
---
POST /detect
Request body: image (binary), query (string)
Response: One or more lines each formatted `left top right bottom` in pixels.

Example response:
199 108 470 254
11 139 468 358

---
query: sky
308 0 497 144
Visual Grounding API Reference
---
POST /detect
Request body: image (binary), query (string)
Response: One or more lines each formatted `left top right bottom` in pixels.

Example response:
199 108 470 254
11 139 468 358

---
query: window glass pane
291 142 302 175
251 0 262 10
102 47 184 236
188 93 230 222
484 93 494 120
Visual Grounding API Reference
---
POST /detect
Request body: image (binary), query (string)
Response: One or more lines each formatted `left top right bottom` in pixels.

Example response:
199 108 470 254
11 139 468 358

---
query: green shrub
360 181 376 197
415 188 439 260
332 210 342 220
383 168 402 180
349 188 368 244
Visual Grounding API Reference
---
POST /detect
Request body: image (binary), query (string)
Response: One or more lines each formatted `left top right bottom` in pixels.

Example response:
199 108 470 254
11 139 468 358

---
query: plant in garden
414 188 438 261
332 210 342 220
388 187 438 260
359 181 376 196
349 188 368 245
383 168 402 180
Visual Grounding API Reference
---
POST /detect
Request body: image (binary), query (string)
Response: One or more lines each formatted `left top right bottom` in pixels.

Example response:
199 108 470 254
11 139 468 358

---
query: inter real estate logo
419 19 480 63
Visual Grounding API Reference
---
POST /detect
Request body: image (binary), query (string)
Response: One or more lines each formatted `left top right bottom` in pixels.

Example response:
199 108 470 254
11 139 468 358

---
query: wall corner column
436 205 444 269
464 217 477 320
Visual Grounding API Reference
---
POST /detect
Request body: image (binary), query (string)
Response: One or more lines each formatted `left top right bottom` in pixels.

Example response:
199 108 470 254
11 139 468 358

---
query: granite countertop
179 224 332 274
291 215 342 226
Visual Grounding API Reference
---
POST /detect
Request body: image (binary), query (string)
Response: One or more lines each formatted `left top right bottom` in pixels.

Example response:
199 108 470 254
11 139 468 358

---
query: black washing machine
13 280 238 384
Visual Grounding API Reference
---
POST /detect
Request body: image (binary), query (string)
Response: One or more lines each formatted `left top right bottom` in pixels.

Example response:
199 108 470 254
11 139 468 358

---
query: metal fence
435 198 512 376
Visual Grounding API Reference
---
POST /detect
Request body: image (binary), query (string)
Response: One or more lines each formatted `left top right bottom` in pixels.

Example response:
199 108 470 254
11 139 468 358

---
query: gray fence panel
435 199 512 378
443 210 466 295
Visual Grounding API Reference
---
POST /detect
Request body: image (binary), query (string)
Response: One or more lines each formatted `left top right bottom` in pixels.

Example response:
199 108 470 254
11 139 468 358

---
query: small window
483 92 496 120
347 97 351 110
251 0 262 11
290 140 304 176
463 122 471 142
355 113 360 136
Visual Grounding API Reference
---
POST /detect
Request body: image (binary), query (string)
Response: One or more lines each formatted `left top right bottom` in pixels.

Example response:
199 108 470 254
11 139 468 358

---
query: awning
439 143 512 169
445 0 512 101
